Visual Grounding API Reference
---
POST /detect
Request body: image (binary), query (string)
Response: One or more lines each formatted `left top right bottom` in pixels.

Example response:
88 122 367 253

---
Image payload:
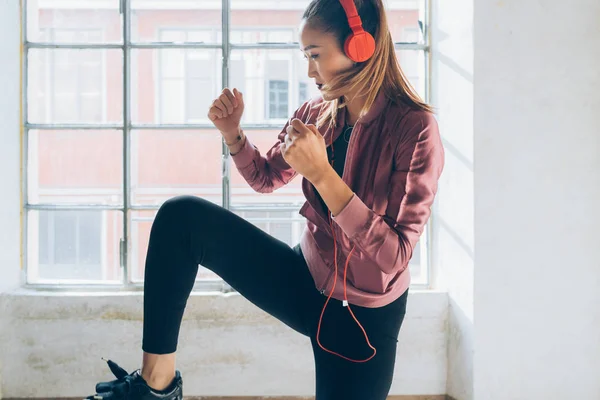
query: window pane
269 211 296 246
131 130 222 207
131 49 220 124
387 0 426 44
268 80 289 119
132 3 221 43
409 226 429 285
28 49 122 124
27 1 122 43
186 79 213 121
28 130 123 206
396 50 427 100
230 129 305 207
160 80 185 123
230 49 319 124
27 210 123 283
160 49 185 79
130 210 221 283
232 209 303 248
54 211 77 265
230 1 311 43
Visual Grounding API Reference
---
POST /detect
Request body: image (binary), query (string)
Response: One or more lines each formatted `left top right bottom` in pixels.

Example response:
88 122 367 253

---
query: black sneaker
85 359 183 400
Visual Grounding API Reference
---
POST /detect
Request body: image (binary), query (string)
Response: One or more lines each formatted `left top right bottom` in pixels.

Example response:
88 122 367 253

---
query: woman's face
299 21 354 101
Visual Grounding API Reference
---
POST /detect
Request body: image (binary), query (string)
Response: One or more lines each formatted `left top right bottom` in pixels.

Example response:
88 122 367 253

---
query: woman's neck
343 93 366 126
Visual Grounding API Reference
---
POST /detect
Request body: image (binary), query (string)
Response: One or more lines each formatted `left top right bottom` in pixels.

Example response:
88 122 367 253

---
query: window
239 210 304 247
299 82 309 104
35 29 105 123
38 211 103 280
157 29 219 124
267 80 289 119
23 0 431 288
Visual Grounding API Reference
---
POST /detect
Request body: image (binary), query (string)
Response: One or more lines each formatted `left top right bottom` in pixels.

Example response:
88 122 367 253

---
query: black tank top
315 123 354 212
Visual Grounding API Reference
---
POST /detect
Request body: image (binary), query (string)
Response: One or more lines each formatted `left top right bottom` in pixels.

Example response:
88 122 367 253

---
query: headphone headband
338 0 376 62
339 0 363 32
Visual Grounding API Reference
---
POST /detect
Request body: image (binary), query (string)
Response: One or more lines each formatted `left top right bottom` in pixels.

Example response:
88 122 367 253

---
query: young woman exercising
86 1 444 399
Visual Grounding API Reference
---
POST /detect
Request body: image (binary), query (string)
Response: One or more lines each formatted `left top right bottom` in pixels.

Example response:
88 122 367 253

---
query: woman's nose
307 62 317 79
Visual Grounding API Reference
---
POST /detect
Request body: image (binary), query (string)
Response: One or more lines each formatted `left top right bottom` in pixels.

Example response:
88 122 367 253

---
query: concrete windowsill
0 289 449 398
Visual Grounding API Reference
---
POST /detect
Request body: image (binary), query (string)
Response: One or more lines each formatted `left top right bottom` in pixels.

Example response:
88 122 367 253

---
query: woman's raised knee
156 195 208 220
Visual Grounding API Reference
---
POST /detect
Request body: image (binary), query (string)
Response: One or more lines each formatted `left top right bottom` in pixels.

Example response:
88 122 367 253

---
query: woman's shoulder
384 101 439 141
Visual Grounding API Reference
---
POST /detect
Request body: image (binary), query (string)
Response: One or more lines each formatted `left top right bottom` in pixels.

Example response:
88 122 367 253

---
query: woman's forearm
312 167 354 217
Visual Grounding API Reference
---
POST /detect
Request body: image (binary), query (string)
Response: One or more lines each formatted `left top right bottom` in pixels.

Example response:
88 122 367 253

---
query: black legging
142 195 408 400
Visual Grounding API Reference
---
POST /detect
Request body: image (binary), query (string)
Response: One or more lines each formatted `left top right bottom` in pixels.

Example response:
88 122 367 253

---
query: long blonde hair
302 0 432 129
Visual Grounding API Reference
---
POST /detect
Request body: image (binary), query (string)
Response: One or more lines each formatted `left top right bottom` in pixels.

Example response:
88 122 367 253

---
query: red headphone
339 0 376 62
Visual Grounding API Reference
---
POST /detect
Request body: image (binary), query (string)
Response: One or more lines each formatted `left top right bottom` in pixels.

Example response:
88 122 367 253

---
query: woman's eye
310 54 319 60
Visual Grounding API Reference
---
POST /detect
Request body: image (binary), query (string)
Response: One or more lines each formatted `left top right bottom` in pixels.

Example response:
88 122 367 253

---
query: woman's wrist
222 126 242 145
227 129 246 155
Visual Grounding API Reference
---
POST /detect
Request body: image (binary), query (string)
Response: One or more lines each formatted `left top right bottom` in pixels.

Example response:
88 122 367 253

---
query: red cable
314 128 376 363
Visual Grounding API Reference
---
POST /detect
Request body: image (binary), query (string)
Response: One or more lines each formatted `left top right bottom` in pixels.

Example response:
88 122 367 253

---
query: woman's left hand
280 119 332 184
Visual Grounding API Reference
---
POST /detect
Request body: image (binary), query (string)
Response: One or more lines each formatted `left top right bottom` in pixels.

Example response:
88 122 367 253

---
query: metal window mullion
221 0 231 211
26 123 123 130
131 123 287 130
393 43 429 51
25 43 429 51
26 204 124 211
22 0 29 282
26 43 223 50
122 0 132 286
129 204 303 212
424 0 432 287
26 123 296 130
132 42 221 49
26 43 124 50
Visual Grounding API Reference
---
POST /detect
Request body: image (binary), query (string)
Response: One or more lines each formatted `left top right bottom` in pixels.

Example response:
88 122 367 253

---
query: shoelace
85 359 147 400
104 358 129 380
86 375 147 400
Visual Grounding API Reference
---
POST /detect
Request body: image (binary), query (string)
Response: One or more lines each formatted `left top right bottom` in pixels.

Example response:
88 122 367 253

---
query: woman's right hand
208 88 245 141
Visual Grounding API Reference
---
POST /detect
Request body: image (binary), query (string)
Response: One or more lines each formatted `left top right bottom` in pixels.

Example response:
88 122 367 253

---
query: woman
86 0 444 399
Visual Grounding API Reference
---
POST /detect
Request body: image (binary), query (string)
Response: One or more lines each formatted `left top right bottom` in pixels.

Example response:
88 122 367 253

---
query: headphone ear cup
344 31 376 62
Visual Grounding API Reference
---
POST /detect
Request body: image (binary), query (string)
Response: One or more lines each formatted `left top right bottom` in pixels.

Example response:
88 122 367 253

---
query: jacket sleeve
230 108 303 193
331 111 445 274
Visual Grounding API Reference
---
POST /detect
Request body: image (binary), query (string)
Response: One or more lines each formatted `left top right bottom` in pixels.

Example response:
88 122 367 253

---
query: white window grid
21 0 432 291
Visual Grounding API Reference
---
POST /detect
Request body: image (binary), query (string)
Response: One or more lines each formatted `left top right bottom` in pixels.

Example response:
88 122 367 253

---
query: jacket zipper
309 120 359 296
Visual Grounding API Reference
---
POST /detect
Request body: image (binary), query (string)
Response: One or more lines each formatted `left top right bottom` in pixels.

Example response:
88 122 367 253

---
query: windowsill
0 285 449 398
0 286 448 321
3 285 446 297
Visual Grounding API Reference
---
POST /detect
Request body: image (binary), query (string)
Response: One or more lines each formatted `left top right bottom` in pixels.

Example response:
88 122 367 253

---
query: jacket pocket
345 248 396 294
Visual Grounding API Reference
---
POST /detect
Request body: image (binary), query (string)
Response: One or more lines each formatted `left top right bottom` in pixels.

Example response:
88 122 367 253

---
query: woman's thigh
309 290 409 400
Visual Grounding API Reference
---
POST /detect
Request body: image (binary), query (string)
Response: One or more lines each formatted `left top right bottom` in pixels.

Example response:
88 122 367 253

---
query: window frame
21 0 432 291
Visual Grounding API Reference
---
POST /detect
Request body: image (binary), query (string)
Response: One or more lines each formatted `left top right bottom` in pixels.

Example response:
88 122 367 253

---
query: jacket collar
335 90 388 127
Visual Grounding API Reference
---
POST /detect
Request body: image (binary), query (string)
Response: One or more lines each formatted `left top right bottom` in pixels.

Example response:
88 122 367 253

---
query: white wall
0 1 22 396
0 290 447 398
431 0 474 399
473 0 600 399
0 0 23 294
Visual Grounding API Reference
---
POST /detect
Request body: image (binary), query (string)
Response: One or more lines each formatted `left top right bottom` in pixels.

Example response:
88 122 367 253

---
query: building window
267 80 289 119
38 211 103 280
158 29 218 124
36 29 105 123
299 82 309 105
